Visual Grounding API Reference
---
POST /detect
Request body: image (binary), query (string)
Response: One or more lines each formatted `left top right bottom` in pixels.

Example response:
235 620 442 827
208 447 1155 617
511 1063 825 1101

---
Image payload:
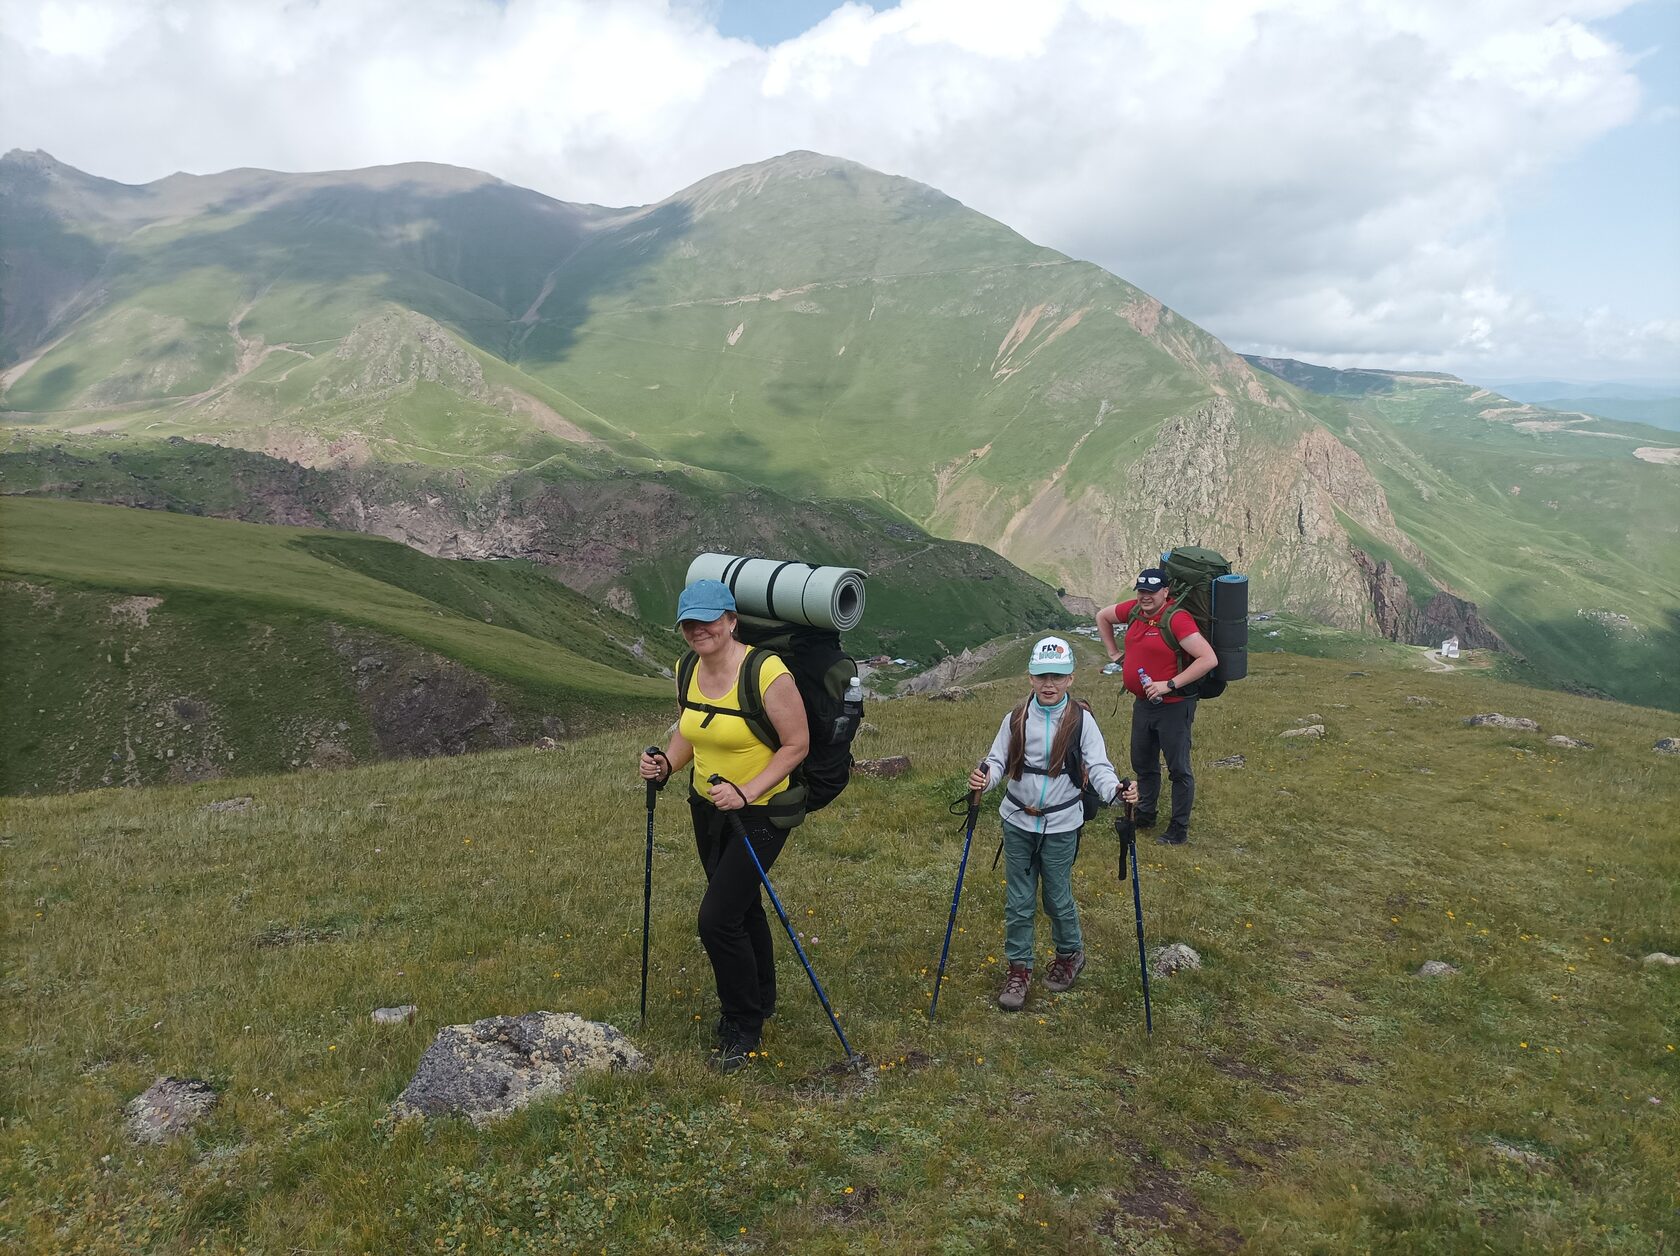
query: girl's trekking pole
929 765 985 1020
1115 796 1154 1034
708 774 864 1070
640 747 667 1026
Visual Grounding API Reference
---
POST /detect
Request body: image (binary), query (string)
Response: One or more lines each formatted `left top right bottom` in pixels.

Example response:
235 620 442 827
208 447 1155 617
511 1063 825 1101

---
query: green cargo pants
1001 819 1083 967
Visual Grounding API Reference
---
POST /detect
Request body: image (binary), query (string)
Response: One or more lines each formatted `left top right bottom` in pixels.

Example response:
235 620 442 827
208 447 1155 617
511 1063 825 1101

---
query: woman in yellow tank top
638 579 808 1072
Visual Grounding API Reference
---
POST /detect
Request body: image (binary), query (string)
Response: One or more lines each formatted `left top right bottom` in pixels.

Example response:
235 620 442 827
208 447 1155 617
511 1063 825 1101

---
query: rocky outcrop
1353 549 1505 650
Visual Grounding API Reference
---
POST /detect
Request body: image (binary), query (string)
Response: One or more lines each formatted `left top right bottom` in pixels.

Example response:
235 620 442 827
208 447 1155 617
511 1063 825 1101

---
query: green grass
3 650 1676 1251
0 498 670 792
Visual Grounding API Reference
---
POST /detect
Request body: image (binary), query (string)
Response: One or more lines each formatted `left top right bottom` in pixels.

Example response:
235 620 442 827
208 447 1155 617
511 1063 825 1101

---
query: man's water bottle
833 676 864 742
1139 667 1164 706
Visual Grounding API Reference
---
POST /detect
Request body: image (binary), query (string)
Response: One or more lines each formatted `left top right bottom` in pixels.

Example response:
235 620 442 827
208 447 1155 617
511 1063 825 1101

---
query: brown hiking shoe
1043 950 1086 993
997 963 1031 1011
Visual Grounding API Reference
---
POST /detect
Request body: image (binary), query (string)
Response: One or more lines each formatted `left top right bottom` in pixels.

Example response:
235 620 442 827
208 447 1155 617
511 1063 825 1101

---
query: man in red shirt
1095 568 1219 845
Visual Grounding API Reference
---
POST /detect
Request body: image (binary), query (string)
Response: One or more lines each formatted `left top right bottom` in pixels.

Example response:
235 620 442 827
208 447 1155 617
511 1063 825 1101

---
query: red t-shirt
1114 598 1199 703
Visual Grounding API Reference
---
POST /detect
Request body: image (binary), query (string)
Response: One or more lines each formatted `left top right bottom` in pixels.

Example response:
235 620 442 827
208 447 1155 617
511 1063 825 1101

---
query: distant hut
1442 636 1460 659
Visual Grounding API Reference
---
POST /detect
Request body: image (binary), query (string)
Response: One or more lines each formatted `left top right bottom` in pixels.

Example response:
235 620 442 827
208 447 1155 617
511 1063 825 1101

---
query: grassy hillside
3 650 1676 1251
1246 362 1680 711
0 498 671 793
0 433 1077 663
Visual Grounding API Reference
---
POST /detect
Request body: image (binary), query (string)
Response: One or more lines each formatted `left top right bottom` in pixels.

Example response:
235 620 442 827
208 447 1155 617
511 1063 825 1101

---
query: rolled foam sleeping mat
1211 574 1249 681
685 553 867 633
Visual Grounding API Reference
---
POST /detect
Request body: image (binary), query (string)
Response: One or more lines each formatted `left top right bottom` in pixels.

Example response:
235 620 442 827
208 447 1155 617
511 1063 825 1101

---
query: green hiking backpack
1124 546 1249 700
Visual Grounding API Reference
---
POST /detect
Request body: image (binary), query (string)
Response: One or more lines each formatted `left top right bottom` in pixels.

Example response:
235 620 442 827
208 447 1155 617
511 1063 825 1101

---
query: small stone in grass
1417 960 1459 978
1643 953 1679 967
125 1077 217 1144
373 1005 419 1025
1465 713 1540 732
1654 738 1679 756
1546 735 1593 750
1150 943 1202 978
1212 754 1245 768
1280 725 1324 739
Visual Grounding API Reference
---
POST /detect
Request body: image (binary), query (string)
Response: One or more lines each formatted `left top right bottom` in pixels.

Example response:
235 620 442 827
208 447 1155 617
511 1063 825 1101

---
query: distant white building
1442 636 1460 659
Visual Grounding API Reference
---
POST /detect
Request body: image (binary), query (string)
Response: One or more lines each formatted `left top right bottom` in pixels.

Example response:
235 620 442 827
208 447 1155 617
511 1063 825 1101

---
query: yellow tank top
680 651 793 803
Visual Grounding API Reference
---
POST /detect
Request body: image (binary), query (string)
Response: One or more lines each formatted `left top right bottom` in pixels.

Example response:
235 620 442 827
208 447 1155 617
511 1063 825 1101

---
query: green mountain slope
3 650 1676 1249
5 150 1677 708
1244 358 1680 710
0 149 1422 633
0 497 672 793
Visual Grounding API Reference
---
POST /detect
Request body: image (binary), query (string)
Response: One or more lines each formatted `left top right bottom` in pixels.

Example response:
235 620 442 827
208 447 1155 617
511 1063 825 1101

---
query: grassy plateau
3 643 1676 1252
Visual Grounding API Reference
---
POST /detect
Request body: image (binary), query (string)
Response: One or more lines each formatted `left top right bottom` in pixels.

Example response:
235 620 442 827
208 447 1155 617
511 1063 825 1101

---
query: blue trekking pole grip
929 763 985 1020
707 774 863 1068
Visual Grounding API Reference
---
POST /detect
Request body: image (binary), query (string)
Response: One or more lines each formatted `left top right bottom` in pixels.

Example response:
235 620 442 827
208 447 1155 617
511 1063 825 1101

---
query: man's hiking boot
1156 830 1189 846
710 1019 761 1074
997 963 1031 1011
1043 950 1086 992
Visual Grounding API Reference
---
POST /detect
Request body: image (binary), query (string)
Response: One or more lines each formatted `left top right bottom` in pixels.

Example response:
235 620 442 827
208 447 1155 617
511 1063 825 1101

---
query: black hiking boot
1156 829 1189 846
710 1019 762 1074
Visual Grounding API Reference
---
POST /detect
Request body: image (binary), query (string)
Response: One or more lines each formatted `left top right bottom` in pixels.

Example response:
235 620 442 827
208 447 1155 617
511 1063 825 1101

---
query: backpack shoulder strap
736 646 781 750
1156 607 1181 656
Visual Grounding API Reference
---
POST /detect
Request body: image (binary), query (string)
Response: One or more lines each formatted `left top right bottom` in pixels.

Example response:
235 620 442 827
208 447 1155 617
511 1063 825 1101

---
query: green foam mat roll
685 553 867 632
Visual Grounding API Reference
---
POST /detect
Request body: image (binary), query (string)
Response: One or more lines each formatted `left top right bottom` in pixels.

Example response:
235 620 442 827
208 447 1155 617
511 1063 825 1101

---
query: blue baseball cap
1135 568 1169 591
676 578 736 624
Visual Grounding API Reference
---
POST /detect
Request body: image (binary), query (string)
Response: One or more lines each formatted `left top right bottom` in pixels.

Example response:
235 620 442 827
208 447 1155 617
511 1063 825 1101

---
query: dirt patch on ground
1634 446 1680 465
1098 1137 1242 1251
110 595 164 627
496 387 602 446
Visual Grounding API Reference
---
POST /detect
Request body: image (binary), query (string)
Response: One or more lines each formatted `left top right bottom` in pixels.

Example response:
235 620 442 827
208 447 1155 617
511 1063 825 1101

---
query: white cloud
0 0 1667 378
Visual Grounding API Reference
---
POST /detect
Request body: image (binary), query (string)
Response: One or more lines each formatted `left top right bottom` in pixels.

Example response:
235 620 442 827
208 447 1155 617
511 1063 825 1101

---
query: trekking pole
640 747 667 1026
1115 792 1154 1034
929 764 985 1020
707 775 864 1068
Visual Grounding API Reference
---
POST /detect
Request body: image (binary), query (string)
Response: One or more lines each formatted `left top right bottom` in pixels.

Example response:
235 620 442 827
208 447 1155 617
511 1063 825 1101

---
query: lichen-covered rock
1416 960 1459 978
1212 754 1246 768
927 687 973 702
1149 943 1202 978
1655 738 1680 756
373 1005 419 1024
125 1076 218 1144
1280 724 1325 739
392 1011 646 1124
853 755 911 779
1465 714 1540 732
1546 735 1593 750
1643 952 1679 967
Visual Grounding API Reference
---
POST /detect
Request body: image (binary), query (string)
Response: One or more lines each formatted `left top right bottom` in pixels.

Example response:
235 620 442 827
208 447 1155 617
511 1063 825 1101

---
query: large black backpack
1124 547 1247 700
676 620 862 828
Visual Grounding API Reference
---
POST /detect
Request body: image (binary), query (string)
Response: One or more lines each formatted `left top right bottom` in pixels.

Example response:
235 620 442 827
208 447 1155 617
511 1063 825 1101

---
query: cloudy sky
3 0 1676 382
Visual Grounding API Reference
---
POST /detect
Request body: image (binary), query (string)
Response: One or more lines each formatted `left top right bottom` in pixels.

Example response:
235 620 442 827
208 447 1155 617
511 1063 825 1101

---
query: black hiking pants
1130 697 1197 839
690 797 788 1037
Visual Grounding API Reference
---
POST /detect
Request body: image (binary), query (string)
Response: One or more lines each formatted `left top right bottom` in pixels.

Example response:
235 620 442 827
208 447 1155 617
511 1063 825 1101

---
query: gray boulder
1280 725 1325 739
853 755 911 779
1465 714 1540 732
1655 738 1680 756
392 1011 647 1125
372 1005 419 1025
1643 952 1679 967
125 1076 218 1144
1416 960 1459 978
1546 735 1593 750
1150 943 1202 978
1212 754 1246 768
